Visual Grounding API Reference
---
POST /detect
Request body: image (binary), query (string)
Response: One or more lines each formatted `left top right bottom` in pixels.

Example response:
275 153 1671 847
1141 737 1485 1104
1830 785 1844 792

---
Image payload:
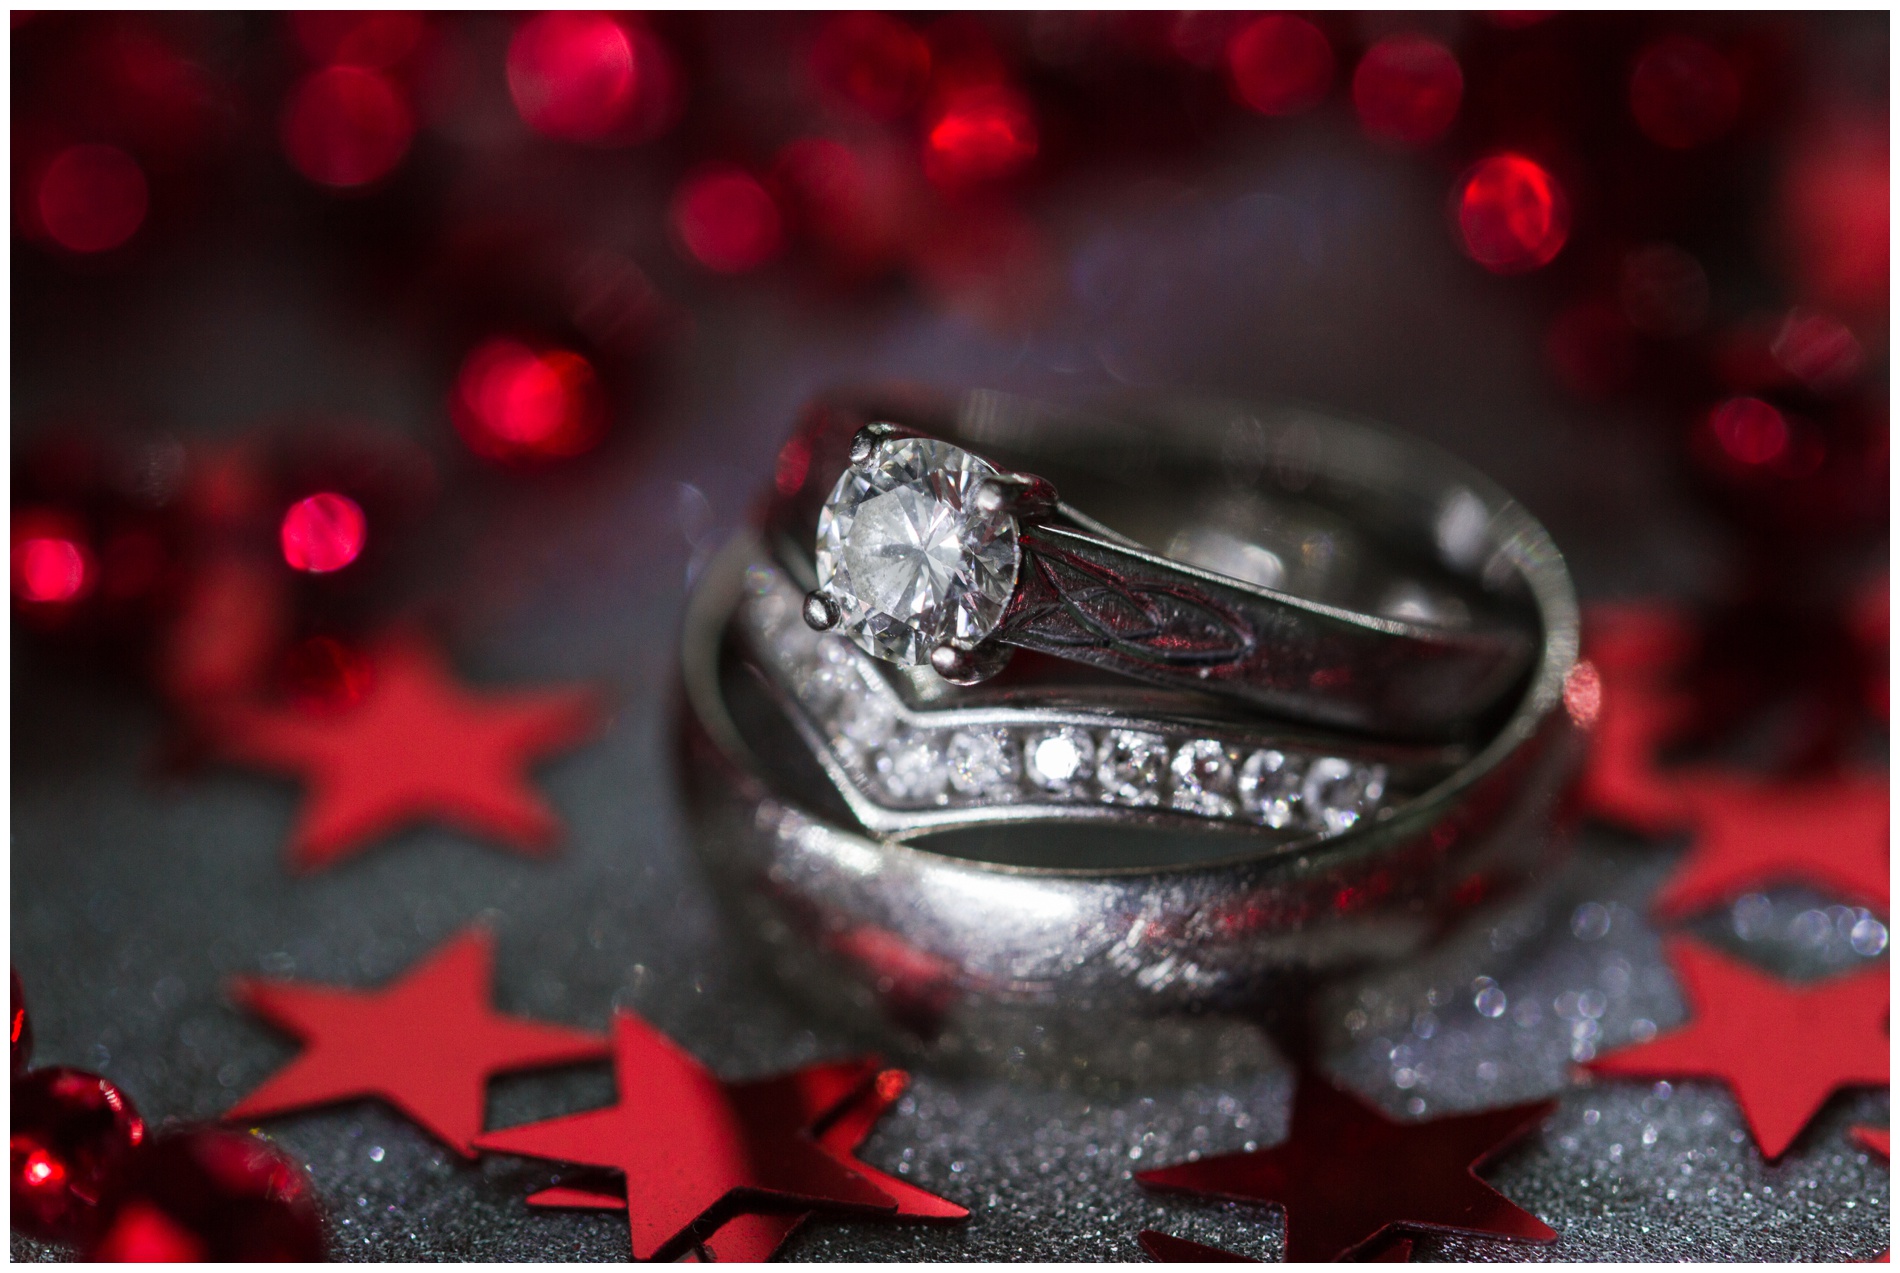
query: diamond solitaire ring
768 389 1562 741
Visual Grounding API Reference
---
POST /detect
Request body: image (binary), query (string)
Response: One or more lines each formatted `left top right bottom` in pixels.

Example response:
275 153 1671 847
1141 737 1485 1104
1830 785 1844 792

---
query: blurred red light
1352 34 1462 145
669 166 785 274
1456 154 1569 273
923 85 1038 188
506 12 636 143
452 339 605 463
282 635 376 711
280 493 367 573
1629 36 1740 150
1707 397 1790 468
37 144 148 254
291 11 425 69
281 66 413 188
1227 15 1333 117
809 12 931 119
1771 309 1863 393
13 537 91 604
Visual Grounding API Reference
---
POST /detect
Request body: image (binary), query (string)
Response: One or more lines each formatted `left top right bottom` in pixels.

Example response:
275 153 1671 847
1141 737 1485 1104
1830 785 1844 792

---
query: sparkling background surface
13 92 1889 1261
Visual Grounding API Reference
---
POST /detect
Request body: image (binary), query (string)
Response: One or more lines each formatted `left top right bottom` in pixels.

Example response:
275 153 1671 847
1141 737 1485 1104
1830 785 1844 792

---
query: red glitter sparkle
506 11 636 143
1707 396 1789 467
37 144 148 253
1456 154 1569 274
13 535 91 604
669 165 785 273
1629 35 1740 150
1227 15 1334 117
281 66 414 188
1353 34 1463 145
923 84 1039 188
452 338 606 462
809 12 931 119
280 493 367 574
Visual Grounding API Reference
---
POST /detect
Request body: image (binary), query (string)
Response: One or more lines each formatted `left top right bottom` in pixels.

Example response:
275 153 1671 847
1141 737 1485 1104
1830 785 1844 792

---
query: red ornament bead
11 1067 147 1244
451 338 606 463
1226 14 1333 117
1629 35 1740 150
1352 34 1462 146
86 1129 324 1262
281 65 414 189
279 493 367 575
36 144 148 254
669 165 785 273
11 968 30 1075
1706 396 1792 468
808 11 931 119
506 11 653 145
922 84 1039 188
1455 153 1569 274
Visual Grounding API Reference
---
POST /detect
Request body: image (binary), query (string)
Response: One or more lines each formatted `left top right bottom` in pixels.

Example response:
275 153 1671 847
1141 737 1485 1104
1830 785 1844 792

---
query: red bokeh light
451 338 606 463
923 85 1039 188
1707 397 1790 468
280 493 367 574
507 12 637 144
1456 154 1569 274
1771 309 1863 393
808 12 931 119
774 136 908 276
290 11 425 69
281 66 413 188
1777 112 1887 316
37 144 148 254
1353 34 1462 145
1629 36 1741 150
669 165 785 274
13 537 92 605
1227 15 1333 117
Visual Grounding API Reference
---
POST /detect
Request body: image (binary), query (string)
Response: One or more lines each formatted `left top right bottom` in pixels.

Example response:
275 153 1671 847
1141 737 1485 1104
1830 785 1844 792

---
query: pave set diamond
744 563 1391 834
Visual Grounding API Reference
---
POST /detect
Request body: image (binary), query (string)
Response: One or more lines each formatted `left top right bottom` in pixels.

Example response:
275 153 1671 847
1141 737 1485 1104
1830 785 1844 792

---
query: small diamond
1170 739 1237 818
1024 727 1094 797
874 731 948 803
1098 729 1166 806
1302 758 1387 833
795 640 858 709
1239 749 1303 827
814 437 1021 666
831 691 896 750
947 728 1016 795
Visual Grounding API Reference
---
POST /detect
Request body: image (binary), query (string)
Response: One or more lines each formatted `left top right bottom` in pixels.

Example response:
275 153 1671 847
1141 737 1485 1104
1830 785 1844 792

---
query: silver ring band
766 389 1561 740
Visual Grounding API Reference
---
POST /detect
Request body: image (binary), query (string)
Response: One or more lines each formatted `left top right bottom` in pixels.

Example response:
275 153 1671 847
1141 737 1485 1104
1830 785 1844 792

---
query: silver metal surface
678 397 1585 1075
773 390 1560 740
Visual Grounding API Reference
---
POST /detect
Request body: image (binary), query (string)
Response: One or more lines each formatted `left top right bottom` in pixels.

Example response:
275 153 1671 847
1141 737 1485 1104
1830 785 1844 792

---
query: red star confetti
1572 604 1698 835
213 635 599 871
526 1065 965 1260
1587 937 1889 1160
1855 1127 1890 1159
1654 773 1889 919
1137 1230 1255 1261
474 1009 904 1260
226 928 608 1157
1137 1072 1554 1262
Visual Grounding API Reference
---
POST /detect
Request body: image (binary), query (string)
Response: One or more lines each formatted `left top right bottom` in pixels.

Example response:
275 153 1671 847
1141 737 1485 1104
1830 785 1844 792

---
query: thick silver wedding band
767 388 1556 741
675 392 1581 1077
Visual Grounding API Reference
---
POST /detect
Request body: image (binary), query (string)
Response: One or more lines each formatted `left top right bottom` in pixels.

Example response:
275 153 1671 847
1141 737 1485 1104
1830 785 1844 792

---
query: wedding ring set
675 387 1581 1076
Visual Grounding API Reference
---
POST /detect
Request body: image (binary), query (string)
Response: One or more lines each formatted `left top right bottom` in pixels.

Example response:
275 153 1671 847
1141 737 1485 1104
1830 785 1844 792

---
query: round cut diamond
1302 758 1388 833
947 728 1016 795
1239 748 1303 828
1170 739 1238 818
1098 729 1166 807
874 731 949 803
1024 727 1094 797
815 437 1020 666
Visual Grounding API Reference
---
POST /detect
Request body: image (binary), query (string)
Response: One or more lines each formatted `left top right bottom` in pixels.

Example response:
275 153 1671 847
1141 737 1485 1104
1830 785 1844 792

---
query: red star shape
1855 1127 1890 1160
525 1066 965 1260
1137 1231 1256 1262
1653 773 1889 919
1137 1072 1554 1262
474 1010 900 1260
213 637 599 871
225 928 608 1157
1587 937 1889 1161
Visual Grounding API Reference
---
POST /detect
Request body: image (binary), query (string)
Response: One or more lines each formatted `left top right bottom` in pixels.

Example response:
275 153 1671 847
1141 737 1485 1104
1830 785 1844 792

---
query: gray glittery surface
12 88 1889 1261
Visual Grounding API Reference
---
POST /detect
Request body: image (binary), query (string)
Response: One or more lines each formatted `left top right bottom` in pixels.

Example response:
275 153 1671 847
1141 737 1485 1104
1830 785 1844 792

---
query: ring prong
929 640 1012 686
975 473 1058 519
848 423 898 466
803 591 842 632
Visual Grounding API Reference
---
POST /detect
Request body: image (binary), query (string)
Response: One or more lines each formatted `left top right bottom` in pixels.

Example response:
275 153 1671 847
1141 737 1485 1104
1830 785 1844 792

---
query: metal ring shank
768 388 1562 740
